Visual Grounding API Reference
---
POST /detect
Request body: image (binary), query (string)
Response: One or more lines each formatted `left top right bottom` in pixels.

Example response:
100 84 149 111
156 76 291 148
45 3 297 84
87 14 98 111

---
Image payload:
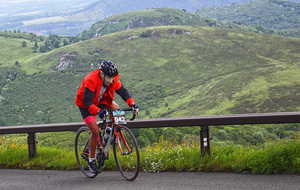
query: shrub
252 132 265 143
140 32 151 37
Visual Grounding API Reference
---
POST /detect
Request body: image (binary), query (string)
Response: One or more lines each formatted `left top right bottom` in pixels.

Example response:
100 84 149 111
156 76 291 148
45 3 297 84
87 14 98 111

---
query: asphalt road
0 169 299 190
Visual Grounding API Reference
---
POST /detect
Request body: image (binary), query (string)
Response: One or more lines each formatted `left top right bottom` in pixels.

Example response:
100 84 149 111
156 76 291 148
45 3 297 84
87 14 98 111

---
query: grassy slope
3 25 298 121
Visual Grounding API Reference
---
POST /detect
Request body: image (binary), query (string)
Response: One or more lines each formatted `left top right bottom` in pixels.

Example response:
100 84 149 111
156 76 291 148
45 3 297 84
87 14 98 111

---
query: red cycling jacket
75 69 134 115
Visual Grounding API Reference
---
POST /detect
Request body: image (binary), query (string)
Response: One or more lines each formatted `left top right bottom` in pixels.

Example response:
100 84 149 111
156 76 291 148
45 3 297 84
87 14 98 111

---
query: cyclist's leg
84 117 99 173
86 119 99 159
79 107 99 159
103 101 119 110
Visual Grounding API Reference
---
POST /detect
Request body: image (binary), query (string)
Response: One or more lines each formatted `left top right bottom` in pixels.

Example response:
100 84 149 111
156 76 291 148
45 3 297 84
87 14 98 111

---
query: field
22 16 67 26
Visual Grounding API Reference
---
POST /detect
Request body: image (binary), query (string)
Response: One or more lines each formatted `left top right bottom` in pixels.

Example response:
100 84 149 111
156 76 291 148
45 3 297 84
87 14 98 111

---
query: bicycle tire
74 126 98 178
113 125 140 181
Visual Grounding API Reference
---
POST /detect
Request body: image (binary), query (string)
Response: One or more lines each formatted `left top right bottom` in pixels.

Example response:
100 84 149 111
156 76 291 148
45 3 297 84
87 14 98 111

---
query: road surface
0 169 299 190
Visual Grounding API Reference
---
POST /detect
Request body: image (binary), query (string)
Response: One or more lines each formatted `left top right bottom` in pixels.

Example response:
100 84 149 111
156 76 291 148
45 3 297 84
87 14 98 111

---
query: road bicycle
75 109 140 180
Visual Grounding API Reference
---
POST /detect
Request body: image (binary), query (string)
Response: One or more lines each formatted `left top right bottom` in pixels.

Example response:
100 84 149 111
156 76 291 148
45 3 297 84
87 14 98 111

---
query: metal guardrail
1 112 300 158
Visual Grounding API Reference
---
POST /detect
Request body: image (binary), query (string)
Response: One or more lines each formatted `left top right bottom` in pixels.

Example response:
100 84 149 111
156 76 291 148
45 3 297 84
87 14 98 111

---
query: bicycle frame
80 122 133 160
98 123 132 158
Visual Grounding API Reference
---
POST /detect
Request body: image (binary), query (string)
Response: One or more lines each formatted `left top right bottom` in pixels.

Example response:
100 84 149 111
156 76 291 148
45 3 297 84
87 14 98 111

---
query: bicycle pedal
81 154 89 161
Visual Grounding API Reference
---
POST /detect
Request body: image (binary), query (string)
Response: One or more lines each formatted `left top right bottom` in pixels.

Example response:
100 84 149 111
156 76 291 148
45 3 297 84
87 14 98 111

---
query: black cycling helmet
99 59 118 77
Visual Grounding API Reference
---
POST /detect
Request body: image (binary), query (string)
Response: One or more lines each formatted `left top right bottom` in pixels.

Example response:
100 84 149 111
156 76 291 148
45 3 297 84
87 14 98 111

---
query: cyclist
75 59 139 173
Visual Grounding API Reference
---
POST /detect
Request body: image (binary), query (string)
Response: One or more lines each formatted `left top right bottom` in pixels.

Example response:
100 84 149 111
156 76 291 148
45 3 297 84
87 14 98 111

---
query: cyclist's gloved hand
98 109 108 120
131 104 139 114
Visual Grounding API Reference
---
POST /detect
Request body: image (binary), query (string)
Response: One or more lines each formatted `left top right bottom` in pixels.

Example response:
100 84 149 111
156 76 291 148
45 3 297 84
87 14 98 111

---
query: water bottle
103 127 111 145
103 126 112 156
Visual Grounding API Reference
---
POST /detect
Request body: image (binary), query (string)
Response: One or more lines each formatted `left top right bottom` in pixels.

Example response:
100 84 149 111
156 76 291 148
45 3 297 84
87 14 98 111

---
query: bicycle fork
115 128 132 155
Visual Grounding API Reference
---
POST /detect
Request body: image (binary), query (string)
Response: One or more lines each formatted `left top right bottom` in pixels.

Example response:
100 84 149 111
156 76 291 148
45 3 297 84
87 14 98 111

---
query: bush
252 132 265 143
140 32 151 37
22 41 27 47
217 130 227 140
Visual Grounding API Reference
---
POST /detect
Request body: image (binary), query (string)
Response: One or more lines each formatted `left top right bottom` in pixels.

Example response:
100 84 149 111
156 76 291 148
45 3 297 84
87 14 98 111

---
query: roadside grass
0 137 77 170
0 136 299 174
141 136 300 174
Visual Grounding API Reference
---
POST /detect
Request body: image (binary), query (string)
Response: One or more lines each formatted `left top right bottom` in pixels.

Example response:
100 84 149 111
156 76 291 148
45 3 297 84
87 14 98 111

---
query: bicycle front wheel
113 125 140 181
74 126 98 178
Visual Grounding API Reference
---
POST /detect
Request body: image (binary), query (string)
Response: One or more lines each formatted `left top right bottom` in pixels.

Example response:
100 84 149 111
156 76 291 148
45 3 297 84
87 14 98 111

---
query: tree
39 45 46 53
32 40 38 52
53 40 59 48
252 132 265 143
45 40 49 50
22 41 27 47
63 39 69 46
34 40 38 49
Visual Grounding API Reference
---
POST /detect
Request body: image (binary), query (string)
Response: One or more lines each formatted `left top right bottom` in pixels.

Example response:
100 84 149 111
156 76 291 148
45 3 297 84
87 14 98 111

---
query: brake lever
130 112 139 121
130 113 136 121
100 111 109 125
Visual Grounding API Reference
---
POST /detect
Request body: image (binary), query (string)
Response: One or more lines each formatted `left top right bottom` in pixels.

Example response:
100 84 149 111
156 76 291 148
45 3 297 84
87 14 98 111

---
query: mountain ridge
78 7 300 40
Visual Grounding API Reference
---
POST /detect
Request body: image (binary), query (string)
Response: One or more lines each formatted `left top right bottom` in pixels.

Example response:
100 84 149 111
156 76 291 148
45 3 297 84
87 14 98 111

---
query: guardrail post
27 133 37 159
200 126 211 155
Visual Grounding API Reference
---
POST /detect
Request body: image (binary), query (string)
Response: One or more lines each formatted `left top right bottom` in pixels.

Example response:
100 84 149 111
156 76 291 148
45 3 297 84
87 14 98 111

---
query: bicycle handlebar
106 108 139 122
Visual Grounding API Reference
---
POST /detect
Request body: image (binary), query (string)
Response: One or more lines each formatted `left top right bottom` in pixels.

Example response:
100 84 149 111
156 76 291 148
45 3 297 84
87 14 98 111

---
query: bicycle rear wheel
74 126 98 178
113 125 140 181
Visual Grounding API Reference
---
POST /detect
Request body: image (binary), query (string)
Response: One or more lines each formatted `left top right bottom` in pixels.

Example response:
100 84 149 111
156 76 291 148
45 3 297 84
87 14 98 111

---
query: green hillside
78 8 299 40
1 25 299 127
196 0 300 37
78 8 237 40
78 8 209 40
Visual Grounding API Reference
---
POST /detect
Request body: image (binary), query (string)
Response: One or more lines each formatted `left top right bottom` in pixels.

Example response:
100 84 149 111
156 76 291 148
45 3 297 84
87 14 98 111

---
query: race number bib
113 110 126 125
